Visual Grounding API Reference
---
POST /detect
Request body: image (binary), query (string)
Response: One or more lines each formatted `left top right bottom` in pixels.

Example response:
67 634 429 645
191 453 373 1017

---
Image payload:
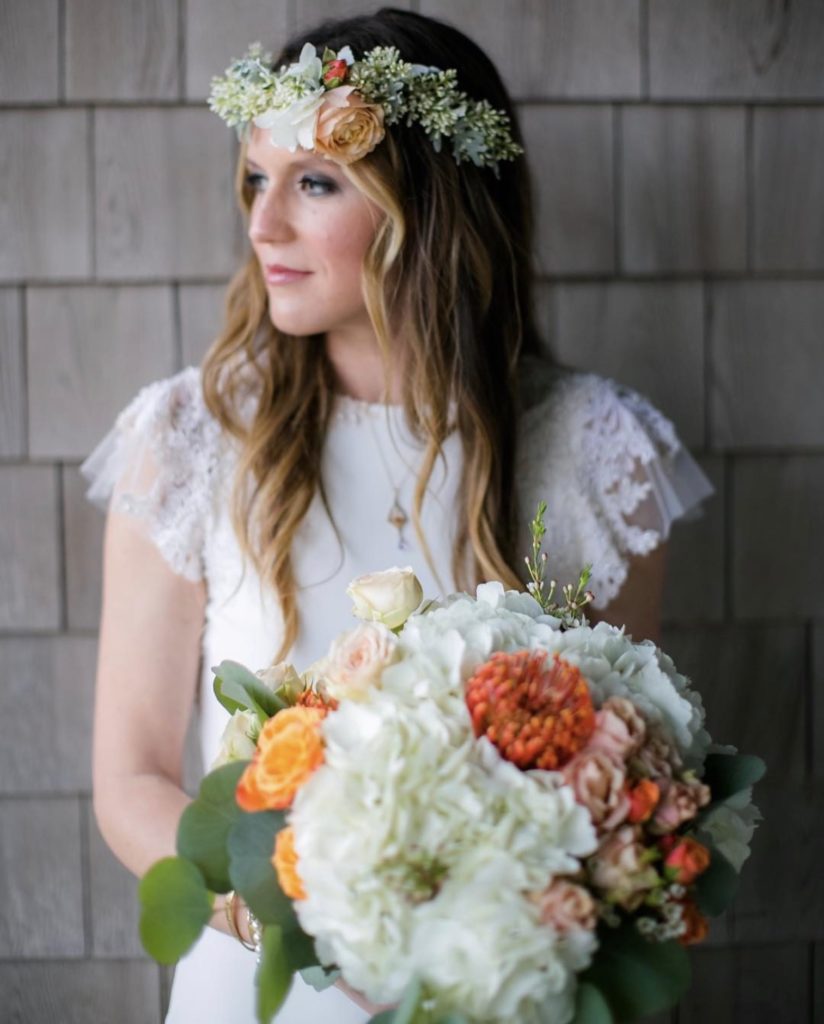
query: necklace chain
365 409 415 551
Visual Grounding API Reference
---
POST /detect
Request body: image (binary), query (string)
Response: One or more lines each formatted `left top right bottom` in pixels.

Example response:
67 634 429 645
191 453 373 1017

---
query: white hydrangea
290 694 597 1021
288 581 714 1020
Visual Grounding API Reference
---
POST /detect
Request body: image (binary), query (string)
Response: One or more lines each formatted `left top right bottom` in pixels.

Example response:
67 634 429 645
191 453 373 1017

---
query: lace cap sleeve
570 374 715 607
78 366 223 582
517 369 716 612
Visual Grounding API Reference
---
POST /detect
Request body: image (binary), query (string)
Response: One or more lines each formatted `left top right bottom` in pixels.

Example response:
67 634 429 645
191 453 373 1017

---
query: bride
81 7 714 1022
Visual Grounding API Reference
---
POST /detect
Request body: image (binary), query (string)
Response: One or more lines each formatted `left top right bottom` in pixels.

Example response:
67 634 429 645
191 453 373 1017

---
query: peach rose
313 86 385 164
563 749 631 832
531 878 597 934
589 825 660 910
236 707 325 811
272 826 306 900
322 621 400 701
649 777 711 835
587 696 647 761
630 725 682 780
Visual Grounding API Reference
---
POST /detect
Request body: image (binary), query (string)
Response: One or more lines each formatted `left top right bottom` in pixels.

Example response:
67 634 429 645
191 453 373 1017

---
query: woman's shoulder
79 364 229 582
517 356 681 464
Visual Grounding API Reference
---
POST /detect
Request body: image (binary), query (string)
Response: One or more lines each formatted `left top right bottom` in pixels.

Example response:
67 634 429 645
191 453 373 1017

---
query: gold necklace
365 409 416 550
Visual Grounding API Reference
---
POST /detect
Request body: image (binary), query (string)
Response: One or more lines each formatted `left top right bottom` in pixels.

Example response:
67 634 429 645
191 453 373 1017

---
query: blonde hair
201 14 549 663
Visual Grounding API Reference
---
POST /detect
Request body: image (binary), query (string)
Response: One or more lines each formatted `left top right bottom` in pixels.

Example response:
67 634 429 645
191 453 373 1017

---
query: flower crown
208 41 524 176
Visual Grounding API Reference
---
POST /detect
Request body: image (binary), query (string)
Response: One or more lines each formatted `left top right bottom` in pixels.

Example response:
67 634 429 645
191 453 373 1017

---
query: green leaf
580 922 691 1020
299 965 340 991
434 1016 470 1024
702 753 766 804
256 925 294 1024
212 659 288 721
177 761 247 892
694 846 740 916
138 857 213 965
228 810 297 927
366 1014 396 1024
392 977 424 1024
572 982 614 1024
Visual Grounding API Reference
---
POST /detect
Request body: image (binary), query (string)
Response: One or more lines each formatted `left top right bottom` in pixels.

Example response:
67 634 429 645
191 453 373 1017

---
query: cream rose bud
211 709 260 769
323 622 400 701
255 660 302 702
346 567 424 630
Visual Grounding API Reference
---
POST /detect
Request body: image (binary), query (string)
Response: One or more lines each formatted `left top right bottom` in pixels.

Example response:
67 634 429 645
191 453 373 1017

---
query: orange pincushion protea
465 649 595 770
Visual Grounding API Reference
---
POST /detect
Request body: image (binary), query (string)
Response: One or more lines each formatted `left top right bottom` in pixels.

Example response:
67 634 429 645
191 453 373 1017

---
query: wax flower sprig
524 500 594 627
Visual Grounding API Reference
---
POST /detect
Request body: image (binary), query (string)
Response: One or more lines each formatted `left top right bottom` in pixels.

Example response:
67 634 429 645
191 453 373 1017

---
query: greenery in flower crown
208 41 525 175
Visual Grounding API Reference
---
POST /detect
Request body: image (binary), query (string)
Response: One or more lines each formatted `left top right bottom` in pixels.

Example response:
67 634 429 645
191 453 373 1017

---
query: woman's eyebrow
244 155 338 172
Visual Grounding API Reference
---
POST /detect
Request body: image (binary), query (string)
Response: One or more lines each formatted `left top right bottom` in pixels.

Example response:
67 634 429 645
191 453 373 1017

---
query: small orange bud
678 899 709 945
627 778 660 823
664 836 711 885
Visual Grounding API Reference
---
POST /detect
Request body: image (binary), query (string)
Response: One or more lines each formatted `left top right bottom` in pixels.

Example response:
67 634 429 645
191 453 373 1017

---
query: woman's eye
244 172 267 192
298 175 337 195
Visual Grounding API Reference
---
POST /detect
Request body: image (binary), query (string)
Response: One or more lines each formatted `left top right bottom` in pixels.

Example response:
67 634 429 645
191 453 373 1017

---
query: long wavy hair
201 7 557 662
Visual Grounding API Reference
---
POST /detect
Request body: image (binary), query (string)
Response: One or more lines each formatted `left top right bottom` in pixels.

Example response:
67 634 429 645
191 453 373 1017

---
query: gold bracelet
223 889 257 952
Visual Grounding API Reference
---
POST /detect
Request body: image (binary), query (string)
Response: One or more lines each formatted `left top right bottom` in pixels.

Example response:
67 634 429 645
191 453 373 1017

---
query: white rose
253 87 325 152
346 567 424 630
323 622 400 701
255 660 303 702
210 709 259 769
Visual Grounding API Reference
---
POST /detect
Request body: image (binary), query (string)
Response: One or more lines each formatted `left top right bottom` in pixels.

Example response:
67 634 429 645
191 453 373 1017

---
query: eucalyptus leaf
256 925 294 1024
138 857 213 965
694 846 739 916
392 977 424 1024
571 981 614 1024
177 760 247 892
299 965 341 991
228 810 297 927
212 659 288 721
702 753 766 804
581 922 690 1020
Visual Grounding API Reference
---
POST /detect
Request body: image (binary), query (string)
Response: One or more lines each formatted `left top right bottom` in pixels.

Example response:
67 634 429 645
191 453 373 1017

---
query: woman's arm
586 540 668 646
92 500 250 941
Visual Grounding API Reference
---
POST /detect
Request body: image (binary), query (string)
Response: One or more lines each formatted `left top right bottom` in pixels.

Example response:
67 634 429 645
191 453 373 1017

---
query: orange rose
313 86 385 164
662 836 711 885
678 899 709 945
272 826 306 900
236 707 325 811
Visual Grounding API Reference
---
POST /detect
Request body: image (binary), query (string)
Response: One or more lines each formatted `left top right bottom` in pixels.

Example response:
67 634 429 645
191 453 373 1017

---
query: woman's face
244 126 385 337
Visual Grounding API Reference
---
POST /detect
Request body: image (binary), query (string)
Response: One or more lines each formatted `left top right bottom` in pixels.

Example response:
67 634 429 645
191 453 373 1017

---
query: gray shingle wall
0 1 820 1020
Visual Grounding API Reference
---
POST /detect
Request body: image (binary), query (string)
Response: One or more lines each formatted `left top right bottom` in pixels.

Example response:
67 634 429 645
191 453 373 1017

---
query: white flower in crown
253 90 325 151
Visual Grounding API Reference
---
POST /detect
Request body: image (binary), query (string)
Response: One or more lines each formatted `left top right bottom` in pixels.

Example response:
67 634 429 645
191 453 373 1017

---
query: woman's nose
248 190 295 244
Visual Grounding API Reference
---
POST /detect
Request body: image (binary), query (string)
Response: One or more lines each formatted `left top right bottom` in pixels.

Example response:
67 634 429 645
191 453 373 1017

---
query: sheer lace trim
516 371 714 610
80 366 226 582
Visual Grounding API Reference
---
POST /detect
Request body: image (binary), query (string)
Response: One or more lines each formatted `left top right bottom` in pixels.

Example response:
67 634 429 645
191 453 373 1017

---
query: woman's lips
265 264 312 284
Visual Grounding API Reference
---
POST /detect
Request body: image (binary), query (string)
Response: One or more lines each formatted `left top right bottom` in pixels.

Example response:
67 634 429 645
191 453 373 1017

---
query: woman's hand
334 976 396 1014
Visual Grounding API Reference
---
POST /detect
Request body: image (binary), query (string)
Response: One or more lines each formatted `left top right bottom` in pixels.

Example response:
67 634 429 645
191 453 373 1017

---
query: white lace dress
80 357 714 1024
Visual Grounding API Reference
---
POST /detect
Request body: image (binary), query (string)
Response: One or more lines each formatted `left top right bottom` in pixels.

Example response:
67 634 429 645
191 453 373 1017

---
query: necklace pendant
387 499 408 531
388 498 410 550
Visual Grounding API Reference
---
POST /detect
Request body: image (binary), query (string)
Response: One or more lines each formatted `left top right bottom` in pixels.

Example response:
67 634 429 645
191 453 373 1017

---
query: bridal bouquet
139 503 764 1024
